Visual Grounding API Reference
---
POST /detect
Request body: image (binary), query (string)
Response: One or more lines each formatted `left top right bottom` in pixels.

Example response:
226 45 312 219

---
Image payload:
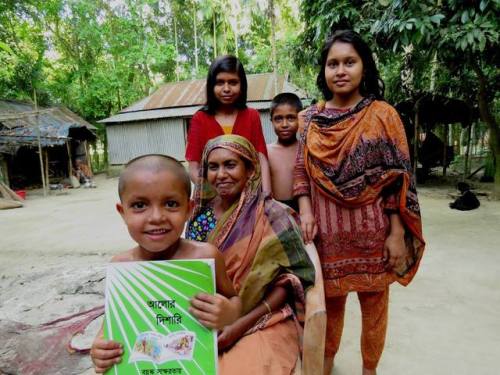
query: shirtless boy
90 154 241 373
267 93 303 212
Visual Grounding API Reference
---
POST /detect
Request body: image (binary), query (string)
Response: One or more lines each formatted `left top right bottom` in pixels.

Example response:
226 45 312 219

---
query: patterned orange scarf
302 98 424 284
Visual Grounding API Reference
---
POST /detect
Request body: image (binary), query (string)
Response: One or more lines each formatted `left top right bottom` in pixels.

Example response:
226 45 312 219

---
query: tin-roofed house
99 73 307 166
0 99 96 189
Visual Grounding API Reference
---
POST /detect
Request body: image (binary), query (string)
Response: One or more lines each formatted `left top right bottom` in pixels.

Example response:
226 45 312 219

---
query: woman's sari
189 135 316 374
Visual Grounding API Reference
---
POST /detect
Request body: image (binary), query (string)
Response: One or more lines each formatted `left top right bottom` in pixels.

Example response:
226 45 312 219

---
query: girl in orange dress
293 30 425 375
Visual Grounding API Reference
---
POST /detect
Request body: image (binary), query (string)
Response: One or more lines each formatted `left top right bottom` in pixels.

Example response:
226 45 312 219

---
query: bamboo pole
0 156 9 187
413 101 420 182
34 89 47 196
84 140 92 174
269 0 278 96
193 2 199 73
213 13 217 59
66 140 73 177
174 18 179 82
44 149 49 188
464 123 473 178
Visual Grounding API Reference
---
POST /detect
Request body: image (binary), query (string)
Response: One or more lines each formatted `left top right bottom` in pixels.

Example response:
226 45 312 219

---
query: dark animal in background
449 182 480 211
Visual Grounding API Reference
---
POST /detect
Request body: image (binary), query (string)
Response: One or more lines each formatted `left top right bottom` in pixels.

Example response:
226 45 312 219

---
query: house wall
258 109 278 145
106 110 281 165
106 118 185 165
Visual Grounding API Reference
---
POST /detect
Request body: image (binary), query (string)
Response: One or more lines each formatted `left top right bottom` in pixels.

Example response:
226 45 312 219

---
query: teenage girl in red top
185 55 271 192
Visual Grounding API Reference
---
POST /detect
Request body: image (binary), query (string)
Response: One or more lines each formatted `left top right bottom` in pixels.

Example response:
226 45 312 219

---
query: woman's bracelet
262 299 272 314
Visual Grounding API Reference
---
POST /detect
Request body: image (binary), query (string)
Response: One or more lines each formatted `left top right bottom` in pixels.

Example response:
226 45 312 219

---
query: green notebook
103 260 217 375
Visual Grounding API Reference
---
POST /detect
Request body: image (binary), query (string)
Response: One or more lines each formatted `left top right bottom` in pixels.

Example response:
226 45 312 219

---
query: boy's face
271 104 299 143
117 169 193 254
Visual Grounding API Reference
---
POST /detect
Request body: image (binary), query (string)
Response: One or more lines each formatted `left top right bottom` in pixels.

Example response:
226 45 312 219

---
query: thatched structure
0 100 96 191
395 93 478 179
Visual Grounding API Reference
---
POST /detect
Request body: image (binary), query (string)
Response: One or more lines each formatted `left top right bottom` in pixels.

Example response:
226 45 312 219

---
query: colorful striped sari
188 135 316 374
191 134 315 314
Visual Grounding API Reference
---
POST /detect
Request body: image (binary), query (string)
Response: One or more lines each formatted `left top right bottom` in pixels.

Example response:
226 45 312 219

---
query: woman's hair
316 30 385 101
203 55 248 114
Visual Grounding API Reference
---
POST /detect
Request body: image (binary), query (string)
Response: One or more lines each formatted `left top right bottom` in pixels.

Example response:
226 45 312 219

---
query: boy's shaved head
118 154 191 200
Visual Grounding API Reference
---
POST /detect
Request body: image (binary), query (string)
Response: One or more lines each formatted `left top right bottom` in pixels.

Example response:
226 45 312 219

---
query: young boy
267 93 303 212
90 154 241 373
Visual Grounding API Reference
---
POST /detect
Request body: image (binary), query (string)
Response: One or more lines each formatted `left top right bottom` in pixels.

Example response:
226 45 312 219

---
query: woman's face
213 72 241 106
324 41 364 99
207 148 252 204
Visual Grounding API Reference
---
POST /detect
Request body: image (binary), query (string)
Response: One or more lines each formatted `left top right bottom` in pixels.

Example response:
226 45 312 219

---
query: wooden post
66 140 73 177
413 101 420 182
84 140 92 174
464 123 473 178
34 89 47 196
269 0 278 96
44 149 50 188
0 156 9 187
442 124 448 176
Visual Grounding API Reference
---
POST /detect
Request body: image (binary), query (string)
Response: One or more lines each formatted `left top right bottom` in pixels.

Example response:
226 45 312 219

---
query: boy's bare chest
269 145 297 165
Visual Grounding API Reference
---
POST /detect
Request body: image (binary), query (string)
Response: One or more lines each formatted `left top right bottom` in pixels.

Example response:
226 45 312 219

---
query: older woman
186 134 315 374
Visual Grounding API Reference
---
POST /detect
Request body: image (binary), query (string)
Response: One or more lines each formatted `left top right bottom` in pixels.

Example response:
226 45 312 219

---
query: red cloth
185 108 268 162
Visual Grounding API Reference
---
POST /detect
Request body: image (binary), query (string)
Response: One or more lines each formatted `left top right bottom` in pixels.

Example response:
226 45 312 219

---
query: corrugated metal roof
101 101 277 124
101 73 308 124
103 106 202 124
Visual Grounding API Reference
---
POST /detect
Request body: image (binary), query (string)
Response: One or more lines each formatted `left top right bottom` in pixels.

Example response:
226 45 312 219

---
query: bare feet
362 367 376 375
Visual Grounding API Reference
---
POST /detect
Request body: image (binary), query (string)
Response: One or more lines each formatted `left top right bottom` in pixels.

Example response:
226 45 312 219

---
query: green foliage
300 0 499 101
0 1 47 103
484 152 495 178
300 0 499 189
0 0 308 119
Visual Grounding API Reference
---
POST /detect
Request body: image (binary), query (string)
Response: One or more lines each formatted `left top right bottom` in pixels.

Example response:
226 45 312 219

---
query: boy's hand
300 213 317 243
189 293 240 330
90 335 123 373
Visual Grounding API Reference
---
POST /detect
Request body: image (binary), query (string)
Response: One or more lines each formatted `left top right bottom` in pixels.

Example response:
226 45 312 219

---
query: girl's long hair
316 30 385 101
203 55 248 114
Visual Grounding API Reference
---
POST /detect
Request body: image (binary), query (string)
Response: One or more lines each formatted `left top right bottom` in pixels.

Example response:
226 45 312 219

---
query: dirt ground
1 174 499 375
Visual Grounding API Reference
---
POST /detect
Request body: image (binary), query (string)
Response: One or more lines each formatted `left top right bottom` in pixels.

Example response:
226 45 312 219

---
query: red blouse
185 108 268 162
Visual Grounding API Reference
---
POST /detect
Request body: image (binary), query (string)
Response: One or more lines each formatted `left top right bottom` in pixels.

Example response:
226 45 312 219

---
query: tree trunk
401 44 415 97
268 0 278 95
464 124 472 178
223 14 228 54
193 3 199 74
442 124 448 176
429 51 438 91
117 86 122 110
413 100 420 180
174 18 180 81
102 129 109 169
473 64 500 198
213 13 217 58
234 20 239 57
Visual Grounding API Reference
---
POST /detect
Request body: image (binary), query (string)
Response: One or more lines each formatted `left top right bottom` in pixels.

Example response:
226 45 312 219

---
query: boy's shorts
277 198 299 213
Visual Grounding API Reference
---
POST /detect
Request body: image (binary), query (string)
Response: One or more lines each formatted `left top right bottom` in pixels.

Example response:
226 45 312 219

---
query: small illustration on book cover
129 331 196 364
